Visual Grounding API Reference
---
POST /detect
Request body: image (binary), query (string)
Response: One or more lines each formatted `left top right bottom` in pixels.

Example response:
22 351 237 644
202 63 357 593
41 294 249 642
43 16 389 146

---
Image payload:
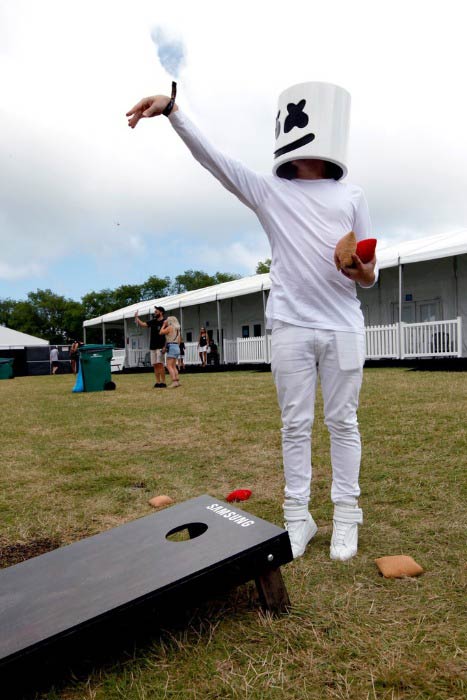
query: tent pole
123 317 128 368
262 288 268 363
398 258 403 359
217 297 223 364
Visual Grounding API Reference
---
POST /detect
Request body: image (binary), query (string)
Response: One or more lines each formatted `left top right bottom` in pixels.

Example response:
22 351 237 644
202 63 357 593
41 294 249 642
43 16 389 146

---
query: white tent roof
84 274 271 327
0 326 49 349
84 229 467 328
377 229 467 269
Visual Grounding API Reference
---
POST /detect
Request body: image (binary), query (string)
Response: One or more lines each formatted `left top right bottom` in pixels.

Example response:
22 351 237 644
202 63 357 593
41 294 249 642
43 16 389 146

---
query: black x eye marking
274 98 315 159
284 99 309 133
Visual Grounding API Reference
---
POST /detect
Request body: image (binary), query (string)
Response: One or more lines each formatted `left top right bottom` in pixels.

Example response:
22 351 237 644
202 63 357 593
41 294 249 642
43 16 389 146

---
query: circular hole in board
165 522 208 542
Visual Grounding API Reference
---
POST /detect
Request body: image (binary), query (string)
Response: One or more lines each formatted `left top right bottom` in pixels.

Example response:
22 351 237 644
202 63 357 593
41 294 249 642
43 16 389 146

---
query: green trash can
78 344 115 392
0 358 14 379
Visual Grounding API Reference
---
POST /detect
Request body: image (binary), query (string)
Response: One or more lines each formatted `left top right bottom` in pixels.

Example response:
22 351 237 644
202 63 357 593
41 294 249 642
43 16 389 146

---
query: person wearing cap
127 82 377 562
135 306 167 388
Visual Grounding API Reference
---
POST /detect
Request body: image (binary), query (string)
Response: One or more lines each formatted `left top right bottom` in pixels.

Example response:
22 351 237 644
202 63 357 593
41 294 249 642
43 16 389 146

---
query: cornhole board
0 495 292 682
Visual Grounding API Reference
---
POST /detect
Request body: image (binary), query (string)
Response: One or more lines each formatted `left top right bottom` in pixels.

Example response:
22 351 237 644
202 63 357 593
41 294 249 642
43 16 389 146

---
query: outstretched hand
339 253 376 287
126 95 177 128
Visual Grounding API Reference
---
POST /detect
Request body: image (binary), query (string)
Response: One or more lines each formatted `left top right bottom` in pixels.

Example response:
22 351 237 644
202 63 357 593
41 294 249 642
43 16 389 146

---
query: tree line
0 270 243 345
1 261 271 345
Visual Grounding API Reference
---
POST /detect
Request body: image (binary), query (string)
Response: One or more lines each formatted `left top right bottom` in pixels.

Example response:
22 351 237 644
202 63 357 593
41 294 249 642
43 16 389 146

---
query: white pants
271 321 365 505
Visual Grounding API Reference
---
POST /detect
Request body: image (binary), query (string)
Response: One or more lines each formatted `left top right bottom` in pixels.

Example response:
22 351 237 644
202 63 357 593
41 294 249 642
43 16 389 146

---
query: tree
173 270 215 293
173 269 240 293
140 275 172 301
81 289 116 319
213 272 241 285
0 298 18 328
256 258 271 274
0 267 242 344
113 284 145 310
8 289 84 343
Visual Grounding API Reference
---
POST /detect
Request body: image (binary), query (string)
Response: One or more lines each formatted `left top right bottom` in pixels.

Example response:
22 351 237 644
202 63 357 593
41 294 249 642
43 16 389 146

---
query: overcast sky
1 0 466 301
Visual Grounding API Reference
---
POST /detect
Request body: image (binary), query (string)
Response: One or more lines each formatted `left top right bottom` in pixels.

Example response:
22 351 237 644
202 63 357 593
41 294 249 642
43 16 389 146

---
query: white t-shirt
169 111 377 333
50 348 59 362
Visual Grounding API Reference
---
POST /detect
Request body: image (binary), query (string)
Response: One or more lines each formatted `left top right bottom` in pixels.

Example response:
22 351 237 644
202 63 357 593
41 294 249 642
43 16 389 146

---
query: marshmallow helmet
273 82 351 180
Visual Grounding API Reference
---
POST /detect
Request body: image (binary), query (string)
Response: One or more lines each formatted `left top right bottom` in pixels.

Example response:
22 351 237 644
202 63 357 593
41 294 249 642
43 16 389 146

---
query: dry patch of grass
1 368 466 699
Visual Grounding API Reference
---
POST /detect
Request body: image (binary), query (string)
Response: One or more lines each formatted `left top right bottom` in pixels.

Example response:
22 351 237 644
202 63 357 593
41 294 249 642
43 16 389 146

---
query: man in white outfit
126 81 377 561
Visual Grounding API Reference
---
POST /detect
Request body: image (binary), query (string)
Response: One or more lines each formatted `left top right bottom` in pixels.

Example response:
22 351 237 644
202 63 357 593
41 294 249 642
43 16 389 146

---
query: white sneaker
283 502 318 559
330 504 363 561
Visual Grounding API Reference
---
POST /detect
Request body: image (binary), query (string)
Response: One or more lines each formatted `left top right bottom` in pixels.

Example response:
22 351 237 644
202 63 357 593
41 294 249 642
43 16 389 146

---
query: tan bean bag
375 555 424 578
148 495 174 508
335 231 357 270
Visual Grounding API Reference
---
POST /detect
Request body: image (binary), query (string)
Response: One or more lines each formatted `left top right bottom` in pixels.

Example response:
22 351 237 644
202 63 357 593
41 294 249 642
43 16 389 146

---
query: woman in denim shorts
160 316 181 388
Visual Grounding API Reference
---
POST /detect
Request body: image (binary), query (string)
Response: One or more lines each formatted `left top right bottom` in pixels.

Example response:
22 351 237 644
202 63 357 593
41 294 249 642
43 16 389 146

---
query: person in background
70 340 80 374
135 306 167 388
198 326 209 367
160 316 181 388
178 335 186 372
207 338 219 366
50 346 59 375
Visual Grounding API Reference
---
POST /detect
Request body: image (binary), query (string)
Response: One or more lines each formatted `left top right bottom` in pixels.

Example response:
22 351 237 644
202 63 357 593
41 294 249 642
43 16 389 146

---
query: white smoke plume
150 27 186 78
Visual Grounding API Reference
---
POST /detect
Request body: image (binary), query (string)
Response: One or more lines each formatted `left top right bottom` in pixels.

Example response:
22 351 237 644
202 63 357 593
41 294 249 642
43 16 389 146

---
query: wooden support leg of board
255 566 290 613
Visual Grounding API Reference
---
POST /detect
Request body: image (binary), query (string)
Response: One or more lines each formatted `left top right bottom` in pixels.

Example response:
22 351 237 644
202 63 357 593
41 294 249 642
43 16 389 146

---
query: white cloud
192 236 271 275
0 261 44 281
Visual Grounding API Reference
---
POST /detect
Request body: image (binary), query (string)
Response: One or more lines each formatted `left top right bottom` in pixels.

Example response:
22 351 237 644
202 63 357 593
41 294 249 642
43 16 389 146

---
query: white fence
184 342 202 365
226 318 462 364
111 348 126 372
126 349 151 368
365 324 399 359
401 318 462 358
223 339 238 365
116 318 462 367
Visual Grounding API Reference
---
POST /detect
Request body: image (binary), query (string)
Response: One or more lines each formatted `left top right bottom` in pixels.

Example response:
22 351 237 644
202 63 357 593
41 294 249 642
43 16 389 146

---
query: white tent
83 275 271 327
83 229 467 329
0 326 49 350
377 229 467 268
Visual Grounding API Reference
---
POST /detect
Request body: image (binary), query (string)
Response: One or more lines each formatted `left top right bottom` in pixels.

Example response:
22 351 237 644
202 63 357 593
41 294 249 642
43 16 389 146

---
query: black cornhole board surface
0 495 292 679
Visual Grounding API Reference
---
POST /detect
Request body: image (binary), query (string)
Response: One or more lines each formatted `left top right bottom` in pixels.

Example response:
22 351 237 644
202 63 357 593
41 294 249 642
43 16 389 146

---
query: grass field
1 368 466 699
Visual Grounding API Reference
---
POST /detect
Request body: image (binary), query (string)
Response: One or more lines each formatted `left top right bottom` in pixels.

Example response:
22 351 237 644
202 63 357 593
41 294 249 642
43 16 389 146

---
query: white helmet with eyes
273 81 351 180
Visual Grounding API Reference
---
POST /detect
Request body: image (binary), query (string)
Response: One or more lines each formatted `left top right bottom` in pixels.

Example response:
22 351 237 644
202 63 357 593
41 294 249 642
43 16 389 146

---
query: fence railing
237 337 268 363
119 318 463 367
223 339 238 365
401 318 462 358
365 324 399 359
126 349 151 368
184 342 202 365
366 318 462 359
111 349 126 372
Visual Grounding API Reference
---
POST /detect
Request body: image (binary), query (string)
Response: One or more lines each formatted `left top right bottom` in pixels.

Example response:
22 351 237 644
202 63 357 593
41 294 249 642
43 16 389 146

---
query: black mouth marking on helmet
274 133 315 158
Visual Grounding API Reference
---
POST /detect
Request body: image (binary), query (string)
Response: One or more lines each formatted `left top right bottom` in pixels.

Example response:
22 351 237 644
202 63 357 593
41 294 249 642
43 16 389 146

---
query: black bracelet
162 81 177 117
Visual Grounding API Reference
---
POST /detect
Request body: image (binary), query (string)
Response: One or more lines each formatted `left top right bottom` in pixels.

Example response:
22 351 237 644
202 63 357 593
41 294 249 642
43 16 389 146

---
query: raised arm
126 93 269 211
134 311 148 328
126 94 178 127
159 320 170 336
